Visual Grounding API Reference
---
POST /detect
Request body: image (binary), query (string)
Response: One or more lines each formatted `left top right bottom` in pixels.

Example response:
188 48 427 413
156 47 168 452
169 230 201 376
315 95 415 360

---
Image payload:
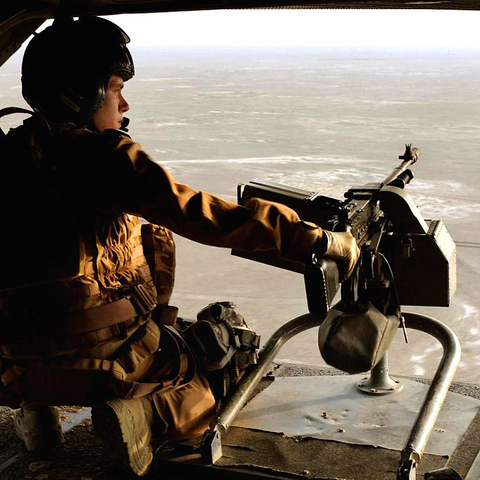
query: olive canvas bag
318 300 400 374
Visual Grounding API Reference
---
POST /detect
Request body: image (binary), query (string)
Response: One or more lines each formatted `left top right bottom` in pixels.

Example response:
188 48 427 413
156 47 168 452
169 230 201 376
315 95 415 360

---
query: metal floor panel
158 425 448 480
232 375 480 457
1 365 480 479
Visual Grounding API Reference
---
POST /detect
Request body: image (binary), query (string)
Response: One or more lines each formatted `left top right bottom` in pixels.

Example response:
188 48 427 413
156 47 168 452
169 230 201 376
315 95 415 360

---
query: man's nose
120 95 130 112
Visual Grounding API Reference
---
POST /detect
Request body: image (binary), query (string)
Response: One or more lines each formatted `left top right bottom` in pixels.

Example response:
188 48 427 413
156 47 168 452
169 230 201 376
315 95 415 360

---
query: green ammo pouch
184 301 260 399
318 300 400 374
185 301 260 372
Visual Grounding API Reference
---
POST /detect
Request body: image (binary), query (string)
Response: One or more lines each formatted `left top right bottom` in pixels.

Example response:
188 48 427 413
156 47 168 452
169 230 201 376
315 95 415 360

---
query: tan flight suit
0 120 321 440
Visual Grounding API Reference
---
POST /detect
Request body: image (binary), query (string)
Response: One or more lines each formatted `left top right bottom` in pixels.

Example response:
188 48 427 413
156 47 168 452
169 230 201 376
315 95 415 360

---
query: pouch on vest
141 223 176 307
318 300 400 374
183 301 260 399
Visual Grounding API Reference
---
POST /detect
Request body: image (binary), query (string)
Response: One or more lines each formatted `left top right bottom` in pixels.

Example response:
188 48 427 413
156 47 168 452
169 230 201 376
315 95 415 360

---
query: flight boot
13 405 65 451
91 396 154 477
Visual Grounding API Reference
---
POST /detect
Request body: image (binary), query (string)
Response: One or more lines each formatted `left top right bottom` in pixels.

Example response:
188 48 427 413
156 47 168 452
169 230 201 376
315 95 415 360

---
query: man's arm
77 131 359 276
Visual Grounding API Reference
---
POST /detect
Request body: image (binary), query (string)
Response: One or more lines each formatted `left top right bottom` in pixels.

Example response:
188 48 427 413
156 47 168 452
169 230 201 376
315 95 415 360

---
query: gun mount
206 145 460 480
159 146 463 480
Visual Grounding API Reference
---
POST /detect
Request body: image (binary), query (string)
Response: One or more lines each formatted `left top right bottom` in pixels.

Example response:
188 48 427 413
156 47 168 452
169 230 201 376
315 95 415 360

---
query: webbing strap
0 296 151 358
59 298 137 335
0 317 139 359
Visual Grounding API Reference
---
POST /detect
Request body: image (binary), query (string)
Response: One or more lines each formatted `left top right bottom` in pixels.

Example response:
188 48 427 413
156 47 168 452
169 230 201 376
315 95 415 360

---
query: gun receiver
232 145 456 314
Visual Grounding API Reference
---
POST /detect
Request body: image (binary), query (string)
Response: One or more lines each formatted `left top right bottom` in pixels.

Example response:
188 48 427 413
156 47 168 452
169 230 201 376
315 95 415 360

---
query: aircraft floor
1 364 479 480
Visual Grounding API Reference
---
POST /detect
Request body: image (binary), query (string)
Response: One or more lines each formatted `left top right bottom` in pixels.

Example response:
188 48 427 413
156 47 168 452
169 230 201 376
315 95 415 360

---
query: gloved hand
318 230 360 282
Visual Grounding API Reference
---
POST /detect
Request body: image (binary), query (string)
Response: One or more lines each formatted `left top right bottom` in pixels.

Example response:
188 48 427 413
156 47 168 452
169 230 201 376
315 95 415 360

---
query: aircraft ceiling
1 0 480 67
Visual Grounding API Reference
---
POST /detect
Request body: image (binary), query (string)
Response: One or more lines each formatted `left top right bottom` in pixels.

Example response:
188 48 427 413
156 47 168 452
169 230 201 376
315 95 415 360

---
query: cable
377 251 409 344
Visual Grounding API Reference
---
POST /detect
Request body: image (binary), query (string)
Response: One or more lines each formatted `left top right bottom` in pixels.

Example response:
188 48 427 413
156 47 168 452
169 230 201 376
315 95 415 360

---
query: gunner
0 16 359 476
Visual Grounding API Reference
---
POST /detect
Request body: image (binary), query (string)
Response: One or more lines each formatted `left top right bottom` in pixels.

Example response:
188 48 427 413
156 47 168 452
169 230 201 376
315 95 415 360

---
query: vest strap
59 298 137 335
0 290 157 359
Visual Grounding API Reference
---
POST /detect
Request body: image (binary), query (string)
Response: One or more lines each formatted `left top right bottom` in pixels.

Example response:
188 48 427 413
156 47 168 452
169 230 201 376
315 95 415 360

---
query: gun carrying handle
304 257 340 315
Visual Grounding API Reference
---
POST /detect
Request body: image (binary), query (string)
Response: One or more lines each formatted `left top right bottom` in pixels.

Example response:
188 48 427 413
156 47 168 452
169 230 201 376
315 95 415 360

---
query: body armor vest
0 116 174 359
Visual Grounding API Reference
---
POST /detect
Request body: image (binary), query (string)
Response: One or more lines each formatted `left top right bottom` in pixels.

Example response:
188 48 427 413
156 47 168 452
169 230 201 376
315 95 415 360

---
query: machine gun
232 145 456 316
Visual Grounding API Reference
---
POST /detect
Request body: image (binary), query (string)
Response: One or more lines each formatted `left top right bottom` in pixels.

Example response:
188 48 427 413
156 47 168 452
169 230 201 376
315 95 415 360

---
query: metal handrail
201 310 461 480
398 312 461 479
201 312 325 463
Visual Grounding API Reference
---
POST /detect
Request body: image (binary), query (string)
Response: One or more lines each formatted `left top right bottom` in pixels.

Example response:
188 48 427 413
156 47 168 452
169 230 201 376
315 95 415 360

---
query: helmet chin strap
120 117 130 132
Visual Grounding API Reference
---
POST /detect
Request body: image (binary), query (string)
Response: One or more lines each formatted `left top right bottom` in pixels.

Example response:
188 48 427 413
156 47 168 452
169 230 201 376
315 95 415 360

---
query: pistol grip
304 258 340 315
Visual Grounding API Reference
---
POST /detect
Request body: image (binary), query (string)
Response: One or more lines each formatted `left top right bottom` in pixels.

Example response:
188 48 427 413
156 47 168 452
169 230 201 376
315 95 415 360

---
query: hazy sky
108 9 480 48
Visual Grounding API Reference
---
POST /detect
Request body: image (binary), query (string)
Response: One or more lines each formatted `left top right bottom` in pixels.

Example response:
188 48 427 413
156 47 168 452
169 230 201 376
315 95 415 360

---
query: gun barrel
381 145 420 187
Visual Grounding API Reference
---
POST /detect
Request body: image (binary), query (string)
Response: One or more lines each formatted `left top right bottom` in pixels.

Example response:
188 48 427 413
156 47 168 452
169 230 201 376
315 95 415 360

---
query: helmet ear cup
58 74 105 121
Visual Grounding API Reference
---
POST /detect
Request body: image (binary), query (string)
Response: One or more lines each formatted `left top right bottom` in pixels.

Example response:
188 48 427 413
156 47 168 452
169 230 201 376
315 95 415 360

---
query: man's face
92 75 130 132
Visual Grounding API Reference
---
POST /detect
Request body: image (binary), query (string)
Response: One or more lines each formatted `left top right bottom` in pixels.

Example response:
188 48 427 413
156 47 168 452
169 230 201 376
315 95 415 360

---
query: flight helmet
22 17 134 125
